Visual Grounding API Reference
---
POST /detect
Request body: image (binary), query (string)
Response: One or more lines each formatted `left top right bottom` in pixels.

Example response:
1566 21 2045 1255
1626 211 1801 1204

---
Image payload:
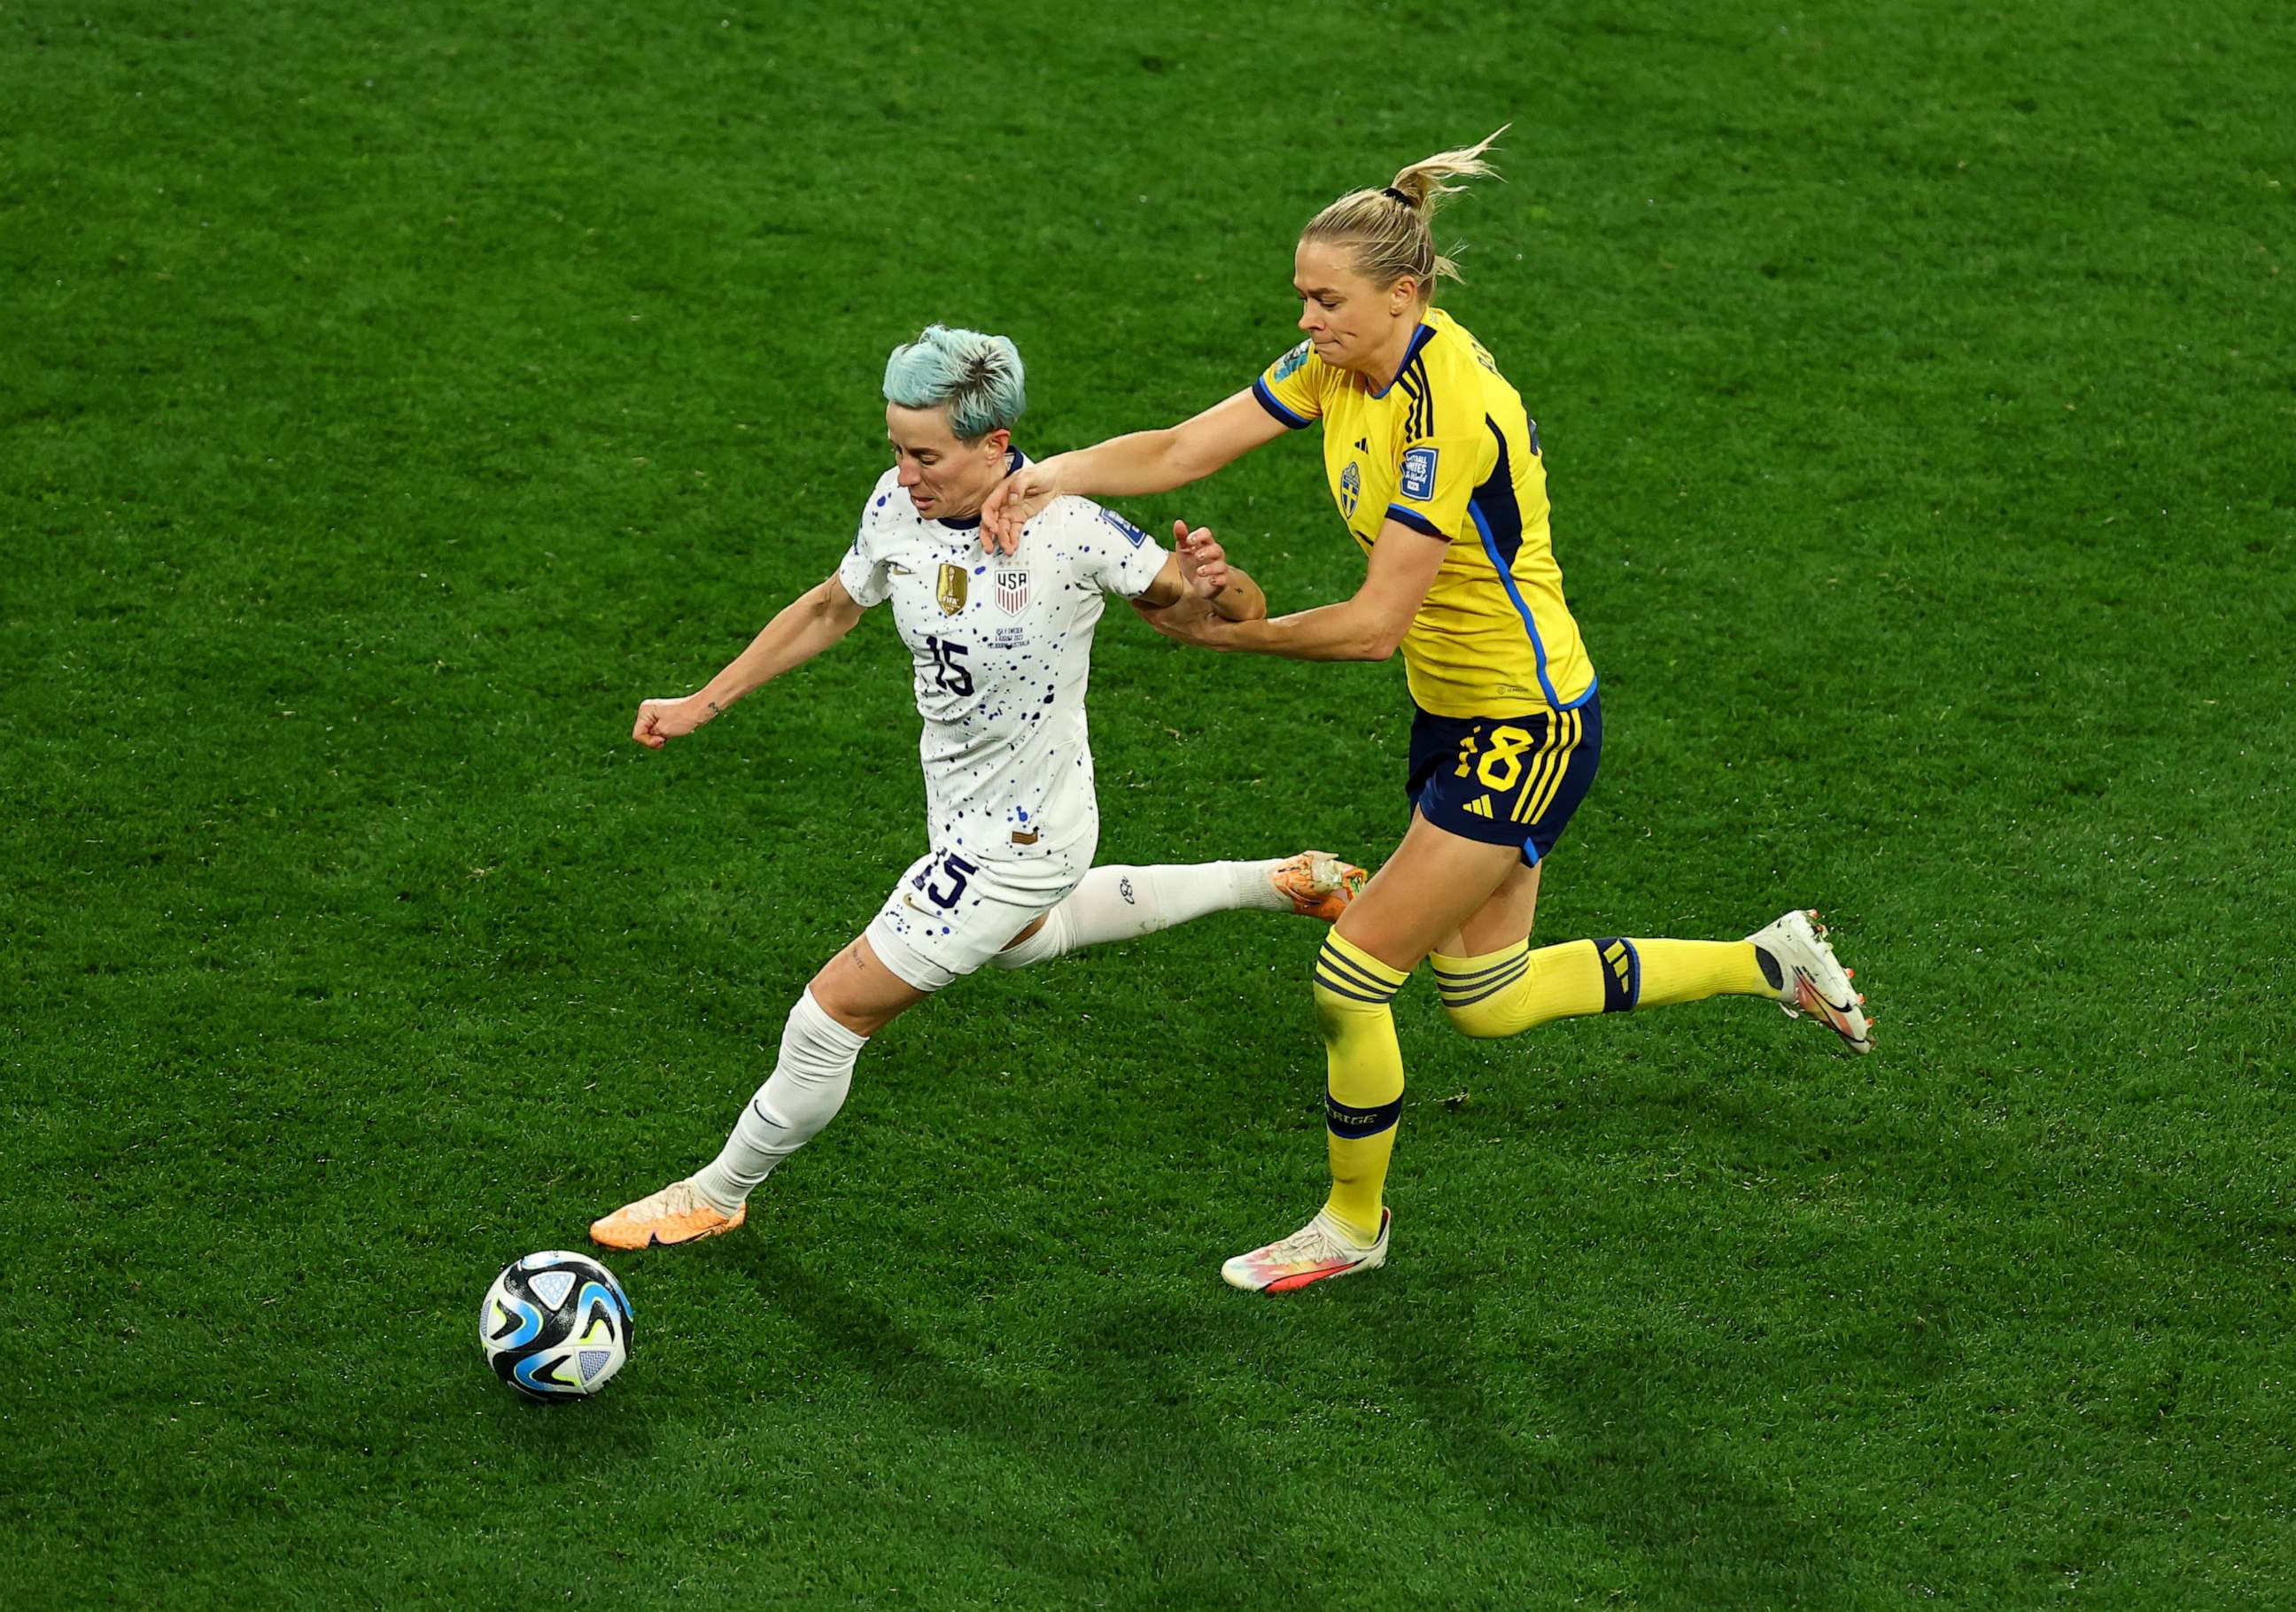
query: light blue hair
882 324 1027 443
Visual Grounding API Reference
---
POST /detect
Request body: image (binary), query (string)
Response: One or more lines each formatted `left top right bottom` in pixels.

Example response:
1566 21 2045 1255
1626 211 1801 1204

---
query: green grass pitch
4 1 2292 1605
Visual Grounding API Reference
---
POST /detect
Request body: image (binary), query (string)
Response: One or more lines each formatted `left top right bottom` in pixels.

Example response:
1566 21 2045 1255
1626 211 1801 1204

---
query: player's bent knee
1311 933 1407 1033
988 906 1068 970
1440 996 1519 1040
1313 978 1392 1035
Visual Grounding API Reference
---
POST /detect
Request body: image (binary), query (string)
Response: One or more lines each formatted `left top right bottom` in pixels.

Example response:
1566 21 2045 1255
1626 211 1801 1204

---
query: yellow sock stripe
1428 941 1532 988
1316 956 1403 1002
1439 957 1531 1006
1314 965 1395 1004
1430 942 1533 1005
1323 931 1410 984
1315 938 1406 1004
1319 934 1408 992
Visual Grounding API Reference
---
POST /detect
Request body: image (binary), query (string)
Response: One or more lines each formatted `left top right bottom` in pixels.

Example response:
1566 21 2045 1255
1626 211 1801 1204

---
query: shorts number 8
1474 725 1537 793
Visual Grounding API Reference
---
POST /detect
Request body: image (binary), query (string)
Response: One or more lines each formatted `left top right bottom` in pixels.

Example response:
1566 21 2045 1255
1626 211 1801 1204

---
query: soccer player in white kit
592 325 1364 1250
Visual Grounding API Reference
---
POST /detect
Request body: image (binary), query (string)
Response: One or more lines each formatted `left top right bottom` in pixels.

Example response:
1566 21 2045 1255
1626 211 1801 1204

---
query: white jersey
837 454 1168 887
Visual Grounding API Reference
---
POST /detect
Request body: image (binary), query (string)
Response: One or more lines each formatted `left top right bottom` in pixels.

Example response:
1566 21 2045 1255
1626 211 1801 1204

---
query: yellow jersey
1251 306 1595 717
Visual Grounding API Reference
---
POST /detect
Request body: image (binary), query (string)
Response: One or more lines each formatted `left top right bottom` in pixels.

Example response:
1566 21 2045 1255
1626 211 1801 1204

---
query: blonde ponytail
1300 126 1508 297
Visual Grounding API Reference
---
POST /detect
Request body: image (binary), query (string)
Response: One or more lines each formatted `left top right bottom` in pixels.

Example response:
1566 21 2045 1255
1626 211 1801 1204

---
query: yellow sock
1633 938 1772 1008
1312 932 1410 1244
1431 937 1773 1038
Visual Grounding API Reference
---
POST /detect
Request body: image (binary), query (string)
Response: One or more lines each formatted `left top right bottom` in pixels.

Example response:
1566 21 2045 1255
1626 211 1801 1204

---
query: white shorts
864 843 1089 994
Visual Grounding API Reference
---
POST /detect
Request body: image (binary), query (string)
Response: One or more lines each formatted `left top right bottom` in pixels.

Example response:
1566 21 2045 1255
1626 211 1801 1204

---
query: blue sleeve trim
1385 504 1447 540
1252 376 1313 430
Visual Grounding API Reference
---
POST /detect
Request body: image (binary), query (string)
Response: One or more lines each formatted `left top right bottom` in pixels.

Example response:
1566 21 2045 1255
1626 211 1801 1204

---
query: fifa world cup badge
936 562 969 615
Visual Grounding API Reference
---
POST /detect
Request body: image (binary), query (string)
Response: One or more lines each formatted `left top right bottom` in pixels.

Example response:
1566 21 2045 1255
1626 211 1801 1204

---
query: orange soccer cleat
589 1178 747 1251
1268 851 1369 922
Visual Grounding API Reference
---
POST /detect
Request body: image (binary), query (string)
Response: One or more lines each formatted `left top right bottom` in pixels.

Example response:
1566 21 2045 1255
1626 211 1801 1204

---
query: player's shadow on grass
734 1244 1330 1610
1364 1265 1850 1610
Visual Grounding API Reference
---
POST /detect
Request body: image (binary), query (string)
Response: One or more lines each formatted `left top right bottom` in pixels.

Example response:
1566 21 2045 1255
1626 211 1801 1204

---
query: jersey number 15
925 635 972 696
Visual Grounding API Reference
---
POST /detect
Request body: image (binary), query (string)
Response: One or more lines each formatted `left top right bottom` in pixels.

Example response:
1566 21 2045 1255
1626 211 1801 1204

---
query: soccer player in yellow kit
982 132 1873 1292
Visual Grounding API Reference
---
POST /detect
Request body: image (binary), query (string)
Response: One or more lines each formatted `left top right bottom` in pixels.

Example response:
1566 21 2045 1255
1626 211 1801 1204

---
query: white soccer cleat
1268 850 1369 922
1221 1207 1391 1293
1747 908 1873 1055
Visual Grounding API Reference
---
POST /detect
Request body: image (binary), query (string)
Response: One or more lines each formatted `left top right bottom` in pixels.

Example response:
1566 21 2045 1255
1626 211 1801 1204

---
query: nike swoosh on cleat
1795 970 1858 1017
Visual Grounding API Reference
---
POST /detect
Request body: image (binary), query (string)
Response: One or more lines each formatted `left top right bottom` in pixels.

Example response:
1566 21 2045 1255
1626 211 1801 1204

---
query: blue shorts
1405 692 1602 866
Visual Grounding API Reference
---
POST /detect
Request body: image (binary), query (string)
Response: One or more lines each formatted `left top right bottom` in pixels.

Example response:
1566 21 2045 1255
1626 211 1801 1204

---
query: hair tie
1381 186 1414 206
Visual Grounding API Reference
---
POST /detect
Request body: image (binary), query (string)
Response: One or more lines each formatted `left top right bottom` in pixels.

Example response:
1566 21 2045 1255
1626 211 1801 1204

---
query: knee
989 907 1067 970
1310 969 1400 1038
1312 975 1385 1036
1441 997 1516 1040
1311 934 1407 1034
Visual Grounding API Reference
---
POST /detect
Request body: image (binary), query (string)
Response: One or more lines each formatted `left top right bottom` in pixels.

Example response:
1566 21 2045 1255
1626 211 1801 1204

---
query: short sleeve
1383 360 1488 543
1077 504 1171 599
836 491 892 608
1251 339 1327 430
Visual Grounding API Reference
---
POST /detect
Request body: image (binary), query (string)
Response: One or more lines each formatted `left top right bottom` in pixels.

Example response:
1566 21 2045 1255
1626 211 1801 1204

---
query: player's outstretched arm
1134 522 1268 624
632 573 866 749
1140 515 1445 663
981 390 1287 554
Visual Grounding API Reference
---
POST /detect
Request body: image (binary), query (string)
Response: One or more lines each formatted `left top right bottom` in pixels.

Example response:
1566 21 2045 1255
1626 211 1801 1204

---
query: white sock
691 988 867 1213
991 860 1285 970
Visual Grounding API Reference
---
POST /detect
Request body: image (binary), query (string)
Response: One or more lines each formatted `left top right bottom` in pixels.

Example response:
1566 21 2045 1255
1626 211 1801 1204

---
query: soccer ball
480 1250 632 1400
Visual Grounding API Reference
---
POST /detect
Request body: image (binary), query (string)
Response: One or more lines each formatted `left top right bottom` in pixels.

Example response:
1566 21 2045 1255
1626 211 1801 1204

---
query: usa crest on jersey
995 569 1029 615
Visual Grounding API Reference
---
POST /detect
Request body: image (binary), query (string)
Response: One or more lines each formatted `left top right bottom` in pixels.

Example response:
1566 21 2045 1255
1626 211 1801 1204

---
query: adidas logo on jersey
1465 795 1495 818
